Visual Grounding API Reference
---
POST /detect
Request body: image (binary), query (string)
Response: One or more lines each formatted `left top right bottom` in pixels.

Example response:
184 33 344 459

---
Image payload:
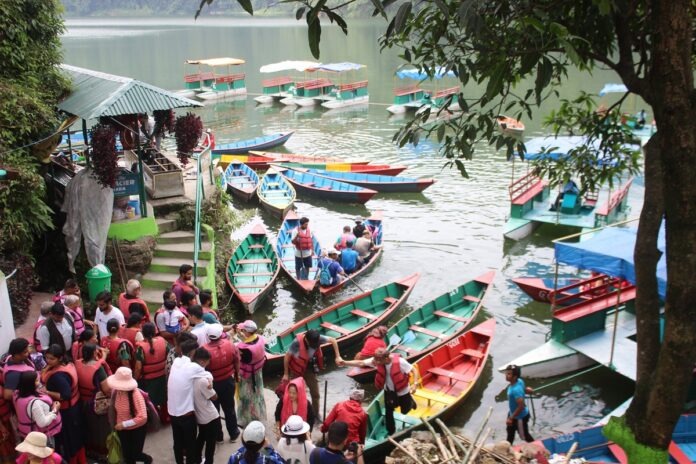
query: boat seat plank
428 367 471 384
320 322 350 335
608 444 628 464
393 344 417 355
414 388 454 406
433 310 470 323
384 297 398 304
234 283 269 288
461 348 484 359
232 272 274 277
393 412 420 426
463 295 481 303
668 442 691 464
350 309 377 320
237 259 273 264
409 325 446 340
248 244 264 249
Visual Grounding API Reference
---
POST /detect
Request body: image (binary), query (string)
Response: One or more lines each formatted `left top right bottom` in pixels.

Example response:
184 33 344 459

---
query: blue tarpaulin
396 67 456 80
555 224 667 298
317 62 364 72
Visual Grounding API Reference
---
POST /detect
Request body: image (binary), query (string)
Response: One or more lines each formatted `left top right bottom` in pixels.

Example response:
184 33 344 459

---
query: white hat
281 415 310 436
241 320 258 333
15 432 53 458
206 128 212 133
242 421 266 444
107 367 138 391
328 248 339 255
207 323 224 339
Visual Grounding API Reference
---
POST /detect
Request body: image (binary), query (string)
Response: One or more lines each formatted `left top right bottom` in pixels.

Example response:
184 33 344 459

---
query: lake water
62 17 639 440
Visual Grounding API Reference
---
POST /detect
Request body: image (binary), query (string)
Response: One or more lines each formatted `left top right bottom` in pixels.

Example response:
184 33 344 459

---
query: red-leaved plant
154 109 175 136
90 123 118 188
174 112 203 166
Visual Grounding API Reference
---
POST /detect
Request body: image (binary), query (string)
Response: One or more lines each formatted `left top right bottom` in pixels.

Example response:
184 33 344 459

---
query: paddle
322 380 328 442
387 330 416 352
344 273 365 293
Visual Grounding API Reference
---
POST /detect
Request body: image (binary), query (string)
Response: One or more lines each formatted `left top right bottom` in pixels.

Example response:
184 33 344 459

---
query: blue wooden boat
539 414 696 463
257 169 296 219
278 168 378 204
212 131 294 155
283 166 436 193
222 162 259 202
276 210 322 293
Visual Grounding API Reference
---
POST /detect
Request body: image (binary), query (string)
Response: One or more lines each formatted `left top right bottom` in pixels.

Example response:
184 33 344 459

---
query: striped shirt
113 389 147 430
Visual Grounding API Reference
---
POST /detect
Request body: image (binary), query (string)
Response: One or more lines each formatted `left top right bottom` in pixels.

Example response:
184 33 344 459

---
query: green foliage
604 416 668 463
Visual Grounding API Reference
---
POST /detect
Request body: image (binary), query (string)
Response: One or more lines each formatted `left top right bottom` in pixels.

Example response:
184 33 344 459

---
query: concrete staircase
141 218 212 311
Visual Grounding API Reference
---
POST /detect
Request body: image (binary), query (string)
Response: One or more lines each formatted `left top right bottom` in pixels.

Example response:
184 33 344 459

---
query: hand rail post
193 144 210 285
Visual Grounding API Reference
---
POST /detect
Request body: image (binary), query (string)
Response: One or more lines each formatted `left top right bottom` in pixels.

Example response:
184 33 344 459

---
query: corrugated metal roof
58 64 202 119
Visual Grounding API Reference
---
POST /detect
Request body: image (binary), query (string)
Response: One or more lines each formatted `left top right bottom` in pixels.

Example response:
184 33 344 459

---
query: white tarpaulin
62 169 114 273
0 271 17 354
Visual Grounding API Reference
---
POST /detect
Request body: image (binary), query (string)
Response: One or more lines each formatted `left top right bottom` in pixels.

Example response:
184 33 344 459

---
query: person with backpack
107 367 152 464
283 329 344 419
100 319 134 374
75 343 111 462
154 291 189 345
291 216 316 280
41 344 85 464
203 324 240 442
117 279 151 322
13 371 62 445
309 421 364 464
318 249 346 287
227 421 285 464
36 304 75 361
133 322 168 422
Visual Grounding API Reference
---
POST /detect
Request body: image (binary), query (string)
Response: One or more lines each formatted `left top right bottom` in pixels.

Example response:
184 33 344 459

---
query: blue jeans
295 255 312 280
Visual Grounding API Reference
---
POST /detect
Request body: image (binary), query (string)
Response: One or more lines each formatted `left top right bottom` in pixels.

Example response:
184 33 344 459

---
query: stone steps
153 241 212 260
157 231 205 245
149 256 209 276
155 218 178 234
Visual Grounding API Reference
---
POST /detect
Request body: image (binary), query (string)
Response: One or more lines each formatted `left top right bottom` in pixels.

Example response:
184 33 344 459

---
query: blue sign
114 169 139 197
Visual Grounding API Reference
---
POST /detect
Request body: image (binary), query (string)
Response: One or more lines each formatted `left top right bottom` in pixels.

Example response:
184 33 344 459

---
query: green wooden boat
257 169 296 219
225 223 280 314
263 273 420 374
347 270 495 383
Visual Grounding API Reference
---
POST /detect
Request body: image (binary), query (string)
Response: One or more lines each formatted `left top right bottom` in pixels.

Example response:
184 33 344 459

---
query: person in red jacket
354 326 388 360
320 389 368 445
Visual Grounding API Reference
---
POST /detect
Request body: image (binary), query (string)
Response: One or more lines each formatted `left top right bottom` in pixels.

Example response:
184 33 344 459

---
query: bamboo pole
434 418 469 458
462 407 493 463
563 442 579 464
388 436 425 464
454 434 516 464
446 435 460 460
421 418 451 460
468 427 491 463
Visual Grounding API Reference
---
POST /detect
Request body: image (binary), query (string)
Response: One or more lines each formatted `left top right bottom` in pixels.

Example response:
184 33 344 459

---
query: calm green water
62 17 640 439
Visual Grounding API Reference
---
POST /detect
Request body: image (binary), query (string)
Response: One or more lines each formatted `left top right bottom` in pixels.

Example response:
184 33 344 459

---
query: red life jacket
374 354 410 392
288 333 324 377
117 294 151 322
13 392 62 437
100 336 135 373
292 227 313 251
204 339 237 382
324 399 368 444
237 336 266 379
118 326 141 346
75 358 111 402
135 337 167 380
41 364 80 410
336 233 355 251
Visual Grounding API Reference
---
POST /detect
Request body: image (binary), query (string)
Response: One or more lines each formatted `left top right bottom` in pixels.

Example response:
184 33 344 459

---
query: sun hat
241 320 258 333
15 432 53 458
207 323 224 340
282 415 311 436
349 389 365 401
242 421 266 444
328 248 339 255
107 367 138 391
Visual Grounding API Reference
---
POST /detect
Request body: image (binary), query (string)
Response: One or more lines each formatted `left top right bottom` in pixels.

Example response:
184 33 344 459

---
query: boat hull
294 97 319 107
290 167 436 193
254 95 274 104
321 95 369 109
512 277 581 303
223 162 259 203
499 339 596 379
213 132 294 155
280 169 378 204
198 88 247 100
504 217 539 241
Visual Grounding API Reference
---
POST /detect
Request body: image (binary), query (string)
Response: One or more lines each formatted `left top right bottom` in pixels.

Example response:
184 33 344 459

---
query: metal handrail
193 140 212 284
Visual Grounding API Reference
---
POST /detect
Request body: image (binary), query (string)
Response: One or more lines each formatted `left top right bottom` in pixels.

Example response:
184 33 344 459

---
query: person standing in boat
504 364 534 444
291 217 315 281
342 348 419 435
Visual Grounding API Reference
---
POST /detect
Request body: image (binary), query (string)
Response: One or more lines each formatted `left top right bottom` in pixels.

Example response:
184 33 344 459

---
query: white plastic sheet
62 169 114 273
0 271 17 354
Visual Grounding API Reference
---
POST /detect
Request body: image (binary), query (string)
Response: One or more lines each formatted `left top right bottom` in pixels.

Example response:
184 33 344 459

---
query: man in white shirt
188 305 210 346
94 291 125 339
36 303 75 357
192 347 221 464
168 338 212 464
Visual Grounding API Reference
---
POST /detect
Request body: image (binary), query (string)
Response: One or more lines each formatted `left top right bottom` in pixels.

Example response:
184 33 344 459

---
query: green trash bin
85 264 112 301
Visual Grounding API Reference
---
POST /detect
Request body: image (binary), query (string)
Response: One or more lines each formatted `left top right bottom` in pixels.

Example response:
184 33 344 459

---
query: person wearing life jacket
118 279 151 323
134 323 168 419
71 328 106 363
62 294 87 338
32 302 54 354
320 389 368 445
291 217 315 281
334 225 356 252
75 343 111 460
41 344 85 463
342 348 418 435
354 326 388 360
36 303 75 361
53 279 80 305
204 324 240 441
118 312 145 346
283 329 344 419
234 320 268 427
154 291 189 345
15 431 64 464
0 338 36 459
100 319 135 374
13 371 62 443
172 264 200 306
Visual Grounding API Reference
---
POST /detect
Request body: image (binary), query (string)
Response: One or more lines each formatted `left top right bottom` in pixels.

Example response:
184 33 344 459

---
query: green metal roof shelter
57 64 203 221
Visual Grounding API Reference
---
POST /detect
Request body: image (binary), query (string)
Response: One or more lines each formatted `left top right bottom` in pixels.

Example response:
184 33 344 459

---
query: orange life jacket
135 337 167 380
374 354 410 392
75 358 111 402
117 294 151 322
100 336 134 373
293 227 313 251
204 339 237 382
118 326 141 346
41 364 80 410
288 333 324 376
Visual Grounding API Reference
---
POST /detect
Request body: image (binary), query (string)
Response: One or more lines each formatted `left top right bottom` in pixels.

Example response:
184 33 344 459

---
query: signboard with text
114 169 139 197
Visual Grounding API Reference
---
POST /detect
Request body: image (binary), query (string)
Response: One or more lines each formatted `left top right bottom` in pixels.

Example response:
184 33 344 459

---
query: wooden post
387 437 425 464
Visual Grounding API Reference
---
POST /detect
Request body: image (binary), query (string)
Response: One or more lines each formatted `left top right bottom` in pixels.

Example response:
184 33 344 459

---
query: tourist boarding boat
280 166 436 193
386 67 460 115
212 132 294 155
255 60 320 104
183 57 247 100
279 168 378 204
348 270 494 384
263 273 420 374
275 210 322 293
363 319 495 460
221 162 259 202
504 136 633 241
226 223 280 314
257 169 295 219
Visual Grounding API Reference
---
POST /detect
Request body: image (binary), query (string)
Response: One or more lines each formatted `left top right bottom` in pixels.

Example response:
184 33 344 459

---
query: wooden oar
387 331 416 352
344 273 365 292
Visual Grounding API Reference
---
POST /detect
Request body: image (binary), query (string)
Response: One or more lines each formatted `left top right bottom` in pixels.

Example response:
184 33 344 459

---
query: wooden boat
279 168 378 204
513 273 631 305
283 166 436 193
183 57 246 100
275 210 322 293
254 60 319 104
496 115 525 136
363 318 495 460
263 273 420 374
319 212 384 296
348 270 494 384
250 151 371 166
513 276 581 304
222 162 259 202
212 132 294 155
225 223 280 314
257 170 296 219
274 162 407 177
538 414 696 463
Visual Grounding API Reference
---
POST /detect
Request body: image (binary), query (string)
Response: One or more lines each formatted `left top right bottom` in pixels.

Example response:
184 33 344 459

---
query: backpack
319 261 332 287
138 388 161 432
